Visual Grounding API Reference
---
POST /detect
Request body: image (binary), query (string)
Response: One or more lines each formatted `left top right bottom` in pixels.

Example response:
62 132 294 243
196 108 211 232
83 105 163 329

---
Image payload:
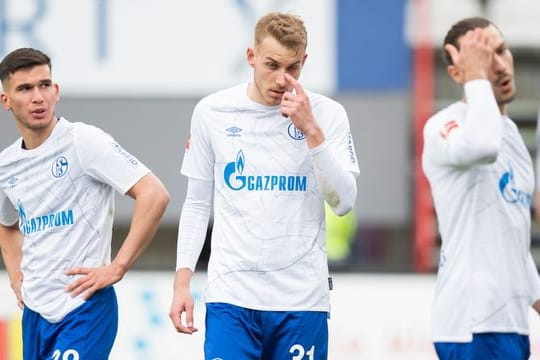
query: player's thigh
434 333 530 360
263 311 328 360
22 306 45 359
205 302 262 360
52 286 118 360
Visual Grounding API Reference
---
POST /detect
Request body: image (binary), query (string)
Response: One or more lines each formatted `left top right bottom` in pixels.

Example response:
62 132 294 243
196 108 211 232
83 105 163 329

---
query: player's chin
497 92 515 106
266 96 282 106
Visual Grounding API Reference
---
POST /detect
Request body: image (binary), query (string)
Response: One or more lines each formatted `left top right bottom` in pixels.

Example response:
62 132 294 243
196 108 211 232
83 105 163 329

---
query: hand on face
445 27 493 82
280 73 316 133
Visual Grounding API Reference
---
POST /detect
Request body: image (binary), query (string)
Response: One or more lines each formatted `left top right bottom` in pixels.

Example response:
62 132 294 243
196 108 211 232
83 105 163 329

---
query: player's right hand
169 286 198 334
12 275 24 310
445 27 493 82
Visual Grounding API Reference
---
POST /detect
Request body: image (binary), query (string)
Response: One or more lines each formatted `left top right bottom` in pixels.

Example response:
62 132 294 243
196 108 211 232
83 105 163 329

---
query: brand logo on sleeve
439 120 458 140
347 131 357 165
112 142 139 166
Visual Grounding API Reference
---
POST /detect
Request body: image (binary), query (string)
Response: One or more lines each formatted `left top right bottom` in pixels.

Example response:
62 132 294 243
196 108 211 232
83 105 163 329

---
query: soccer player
169 12 360 359
422 17 540 359
0 48 170 359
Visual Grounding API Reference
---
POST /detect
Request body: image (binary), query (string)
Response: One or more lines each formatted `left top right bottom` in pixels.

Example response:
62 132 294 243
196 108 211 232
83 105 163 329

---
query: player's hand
280 74 324 147
65 262 125 300
169 286 198 334
280 74 317 132
533 299 540 315
445 27 492 82
11 275 24 310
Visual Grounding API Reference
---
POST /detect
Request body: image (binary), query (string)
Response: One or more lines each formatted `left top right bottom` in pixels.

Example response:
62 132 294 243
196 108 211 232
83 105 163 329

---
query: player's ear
54 83 60 101
0 93 10 110
447 65 463 85
247 47 256 69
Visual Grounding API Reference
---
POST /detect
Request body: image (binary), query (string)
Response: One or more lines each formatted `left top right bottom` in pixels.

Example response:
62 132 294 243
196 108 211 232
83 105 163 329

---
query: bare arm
0 222 24 309
66 172 170 299
535 192 540 224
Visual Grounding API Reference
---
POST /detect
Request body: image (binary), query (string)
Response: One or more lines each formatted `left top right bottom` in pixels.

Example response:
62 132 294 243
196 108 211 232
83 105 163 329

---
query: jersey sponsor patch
223 150 307 192
111 142 139 166
439 120 458 140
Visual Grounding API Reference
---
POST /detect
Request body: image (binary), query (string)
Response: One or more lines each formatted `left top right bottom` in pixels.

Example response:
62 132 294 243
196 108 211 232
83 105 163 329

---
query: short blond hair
254 12 307 53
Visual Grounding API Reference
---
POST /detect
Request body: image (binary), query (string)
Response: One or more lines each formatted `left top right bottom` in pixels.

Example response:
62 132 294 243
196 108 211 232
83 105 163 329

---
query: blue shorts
434 333 530 360
22 286 118 360
205 302 328 360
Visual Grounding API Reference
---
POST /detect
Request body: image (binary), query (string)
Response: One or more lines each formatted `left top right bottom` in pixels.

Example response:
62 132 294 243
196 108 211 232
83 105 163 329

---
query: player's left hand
65 263 125 300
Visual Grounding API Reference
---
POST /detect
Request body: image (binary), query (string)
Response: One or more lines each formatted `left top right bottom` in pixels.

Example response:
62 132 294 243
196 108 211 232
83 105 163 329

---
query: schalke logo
52 156 69 178
287 122 305 140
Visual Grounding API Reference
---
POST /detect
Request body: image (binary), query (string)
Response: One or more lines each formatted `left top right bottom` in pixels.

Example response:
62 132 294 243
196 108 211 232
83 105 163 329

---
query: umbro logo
225 126 242 137
7 177 18 188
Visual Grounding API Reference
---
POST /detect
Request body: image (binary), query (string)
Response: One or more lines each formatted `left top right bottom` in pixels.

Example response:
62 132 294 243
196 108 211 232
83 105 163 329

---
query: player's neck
18 116 59 150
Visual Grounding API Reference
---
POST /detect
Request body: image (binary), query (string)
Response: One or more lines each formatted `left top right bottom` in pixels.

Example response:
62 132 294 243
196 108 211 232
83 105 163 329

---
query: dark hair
443 17 493 65
0 48 51 84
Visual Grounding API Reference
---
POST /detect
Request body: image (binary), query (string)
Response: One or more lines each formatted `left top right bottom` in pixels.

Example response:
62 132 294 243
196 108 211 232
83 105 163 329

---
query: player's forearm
173 267 193 291
114 175 169 272
455 80 503 164
526 253 540 305
0 224 23 292
303 123 325 149
534 193 540 224
310 141 357 216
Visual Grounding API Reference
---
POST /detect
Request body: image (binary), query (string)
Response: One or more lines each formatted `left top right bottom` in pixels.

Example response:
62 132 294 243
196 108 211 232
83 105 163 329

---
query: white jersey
0 118 149 323
181 83 359 312
422 80 540 342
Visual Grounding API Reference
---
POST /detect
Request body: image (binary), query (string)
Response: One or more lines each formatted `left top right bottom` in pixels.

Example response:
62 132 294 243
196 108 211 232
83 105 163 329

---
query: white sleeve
310 141 357 216
0 189 18 226
180 101 215 181
424 80 503 167
74 124 150 194
527 253 540 305
175 177 213 271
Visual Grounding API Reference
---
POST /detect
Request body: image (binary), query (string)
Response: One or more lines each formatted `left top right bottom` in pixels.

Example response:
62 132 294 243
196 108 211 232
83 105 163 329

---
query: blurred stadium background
1 0 540 358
